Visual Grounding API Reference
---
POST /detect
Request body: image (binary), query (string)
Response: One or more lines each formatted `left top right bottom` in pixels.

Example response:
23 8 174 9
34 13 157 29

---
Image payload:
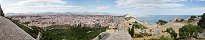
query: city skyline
1 0 205 16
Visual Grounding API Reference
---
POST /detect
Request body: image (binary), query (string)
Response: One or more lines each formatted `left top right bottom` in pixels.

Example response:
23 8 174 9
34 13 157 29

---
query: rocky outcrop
0 5 4 17
93 31 132 40
93 14 135 40
0 16 35 40
0 5 34 40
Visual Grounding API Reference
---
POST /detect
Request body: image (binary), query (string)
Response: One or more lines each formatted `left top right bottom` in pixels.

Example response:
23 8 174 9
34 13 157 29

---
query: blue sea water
136 15 198 24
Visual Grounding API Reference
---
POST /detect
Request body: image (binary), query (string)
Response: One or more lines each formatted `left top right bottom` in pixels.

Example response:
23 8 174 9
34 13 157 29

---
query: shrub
191 16 197 18
179 24 203 38
166 28 177 39
156 20 168 25
159 36 174 40
188 16 197 22
175 19 184 22
198 13 205 28
134 33 143 37
128 26 135 37
133 21 147 29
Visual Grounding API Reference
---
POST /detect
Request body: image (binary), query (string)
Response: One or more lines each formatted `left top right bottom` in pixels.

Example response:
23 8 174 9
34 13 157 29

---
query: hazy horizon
1 0 205 16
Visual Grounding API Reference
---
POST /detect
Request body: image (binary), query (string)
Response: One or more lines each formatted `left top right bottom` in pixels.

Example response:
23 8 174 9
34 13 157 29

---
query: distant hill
5 12 112 17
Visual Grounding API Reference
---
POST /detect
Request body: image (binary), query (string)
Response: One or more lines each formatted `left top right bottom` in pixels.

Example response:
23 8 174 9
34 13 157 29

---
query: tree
198 13 205 28
128 26 135 37
133 21 147 29
179 24 203 38
156 20 168 25
175 19 185 22
188 16 197 22
191 16 197 18
166 28 177 39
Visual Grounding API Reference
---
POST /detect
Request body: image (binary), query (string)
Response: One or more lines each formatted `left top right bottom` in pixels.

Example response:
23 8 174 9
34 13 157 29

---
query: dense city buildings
10 14 124 27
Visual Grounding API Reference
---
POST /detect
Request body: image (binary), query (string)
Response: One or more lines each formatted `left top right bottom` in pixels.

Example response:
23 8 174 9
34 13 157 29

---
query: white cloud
156 7 205 15
115 0 204 8
4 5 81 13
97 5 109 10
183 7 205 14
115 0 205 15
12 0 66 6
4 0 82 13
186 7 205 11
23 5 81 9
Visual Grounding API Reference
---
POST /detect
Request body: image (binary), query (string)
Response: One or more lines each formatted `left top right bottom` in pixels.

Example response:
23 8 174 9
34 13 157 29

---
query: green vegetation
9 18 106 40
198 13 205 28
128 25 135 37
175 19 185 22
188 16 197 22
191 15 197 18
159 36 174 40
156 20 168 25
165 28 177 39
41 27 106 40
179 24 203 38
133 21 147 29
149 36 174 40
10 19 40 38
134 33 144 37
129 21 149 38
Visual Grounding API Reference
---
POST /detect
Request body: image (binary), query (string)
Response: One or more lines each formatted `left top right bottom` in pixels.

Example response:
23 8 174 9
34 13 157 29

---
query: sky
1 0 205 16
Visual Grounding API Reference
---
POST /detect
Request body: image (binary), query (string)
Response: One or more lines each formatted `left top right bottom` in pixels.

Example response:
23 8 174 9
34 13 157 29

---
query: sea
136 15 199 25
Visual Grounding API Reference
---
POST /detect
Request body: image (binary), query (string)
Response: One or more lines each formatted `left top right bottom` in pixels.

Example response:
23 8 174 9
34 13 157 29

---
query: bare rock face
93 15 135 40
93 31 132 40
0 16 35 40
0 5 4 17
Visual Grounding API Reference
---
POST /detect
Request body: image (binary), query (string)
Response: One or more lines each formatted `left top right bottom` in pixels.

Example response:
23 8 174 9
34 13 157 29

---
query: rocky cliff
93 15 134 40
0 16 35 40
0 4 34 40
0 5 4 17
